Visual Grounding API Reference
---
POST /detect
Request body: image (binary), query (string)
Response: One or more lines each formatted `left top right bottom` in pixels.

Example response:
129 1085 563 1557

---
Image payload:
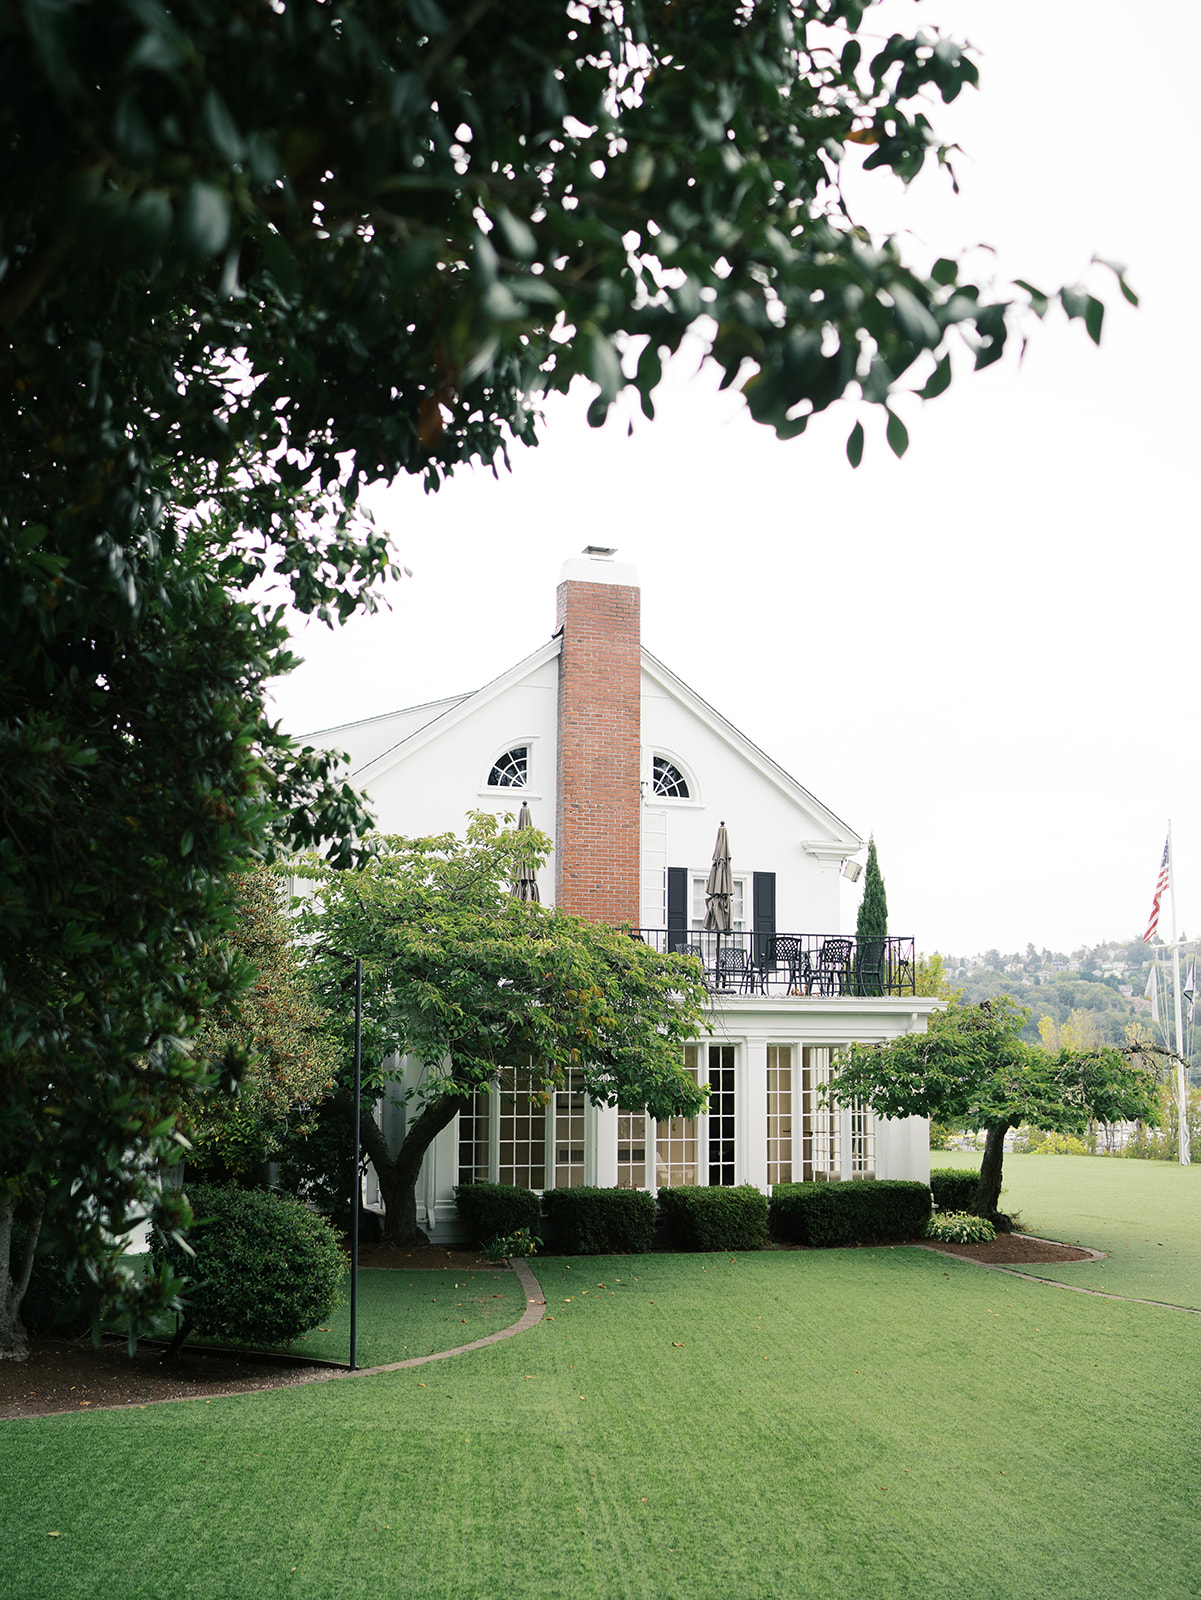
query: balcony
632 930 917 999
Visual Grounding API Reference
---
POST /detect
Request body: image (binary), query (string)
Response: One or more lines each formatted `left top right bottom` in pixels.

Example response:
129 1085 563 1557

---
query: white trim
352 637 563 787
641 649 861 852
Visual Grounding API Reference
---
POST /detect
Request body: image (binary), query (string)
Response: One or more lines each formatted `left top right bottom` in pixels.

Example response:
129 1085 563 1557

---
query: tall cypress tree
855 837 888 995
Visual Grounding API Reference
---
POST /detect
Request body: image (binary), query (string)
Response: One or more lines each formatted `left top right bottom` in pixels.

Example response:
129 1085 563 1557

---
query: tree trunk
973 1122 1013 1230
0 1191 46 1362
338 1089 462 1247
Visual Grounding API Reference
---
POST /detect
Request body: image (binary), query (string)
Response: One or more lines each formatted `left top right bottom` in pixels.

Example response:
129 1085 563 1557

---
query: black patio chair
814 937 854 996
716 946 751 993
771 935 812 995
854 937 887 996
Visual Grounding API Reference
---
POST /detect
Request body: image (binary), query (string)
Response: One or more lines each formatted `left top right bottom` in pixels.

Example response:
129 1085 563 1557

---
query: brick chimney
555 548 641 924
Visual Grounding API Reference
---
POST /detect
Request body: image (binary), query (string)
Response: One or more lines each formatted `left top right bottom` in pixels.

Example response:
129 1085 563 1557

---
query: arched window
488 745 528 788
652 755 689 799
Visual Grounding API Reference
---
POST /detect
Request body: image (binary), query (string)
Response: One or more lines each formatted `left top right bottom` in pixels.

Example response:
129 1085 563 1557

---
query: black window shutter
752 871 776 967
667 867 688 949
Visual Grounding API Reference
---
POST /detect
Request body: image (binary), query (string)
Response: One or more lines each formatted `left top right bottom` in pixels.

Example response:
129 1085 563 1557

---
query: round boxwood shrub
152 1184 346 1351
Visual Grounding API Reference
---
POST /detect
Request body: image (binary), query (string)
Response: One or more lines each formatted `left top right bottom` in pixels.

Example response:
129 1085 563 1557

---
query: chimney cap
582 545 617 558
559 550 639 589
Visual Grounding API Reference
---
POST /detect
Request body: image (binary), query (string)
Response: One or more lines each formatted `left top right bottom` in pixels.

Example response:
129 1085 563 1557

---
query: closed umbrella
703 821 732 932
512 802 540 903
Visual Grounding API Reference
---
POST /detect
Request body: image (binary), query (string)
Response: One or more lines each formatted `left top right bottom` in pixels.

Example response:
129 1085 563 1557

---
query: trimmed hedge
770 1179 932 1246
930 1167 980 1213
541 1187 656 1255
454 1181 540 1246
656 1185 769 1252
152 1184 346 1349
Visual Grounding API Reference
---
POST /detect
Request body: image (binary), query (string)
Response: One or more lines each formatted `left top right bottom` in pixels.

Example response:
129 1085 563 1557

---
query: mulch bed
0 1235 1089 1420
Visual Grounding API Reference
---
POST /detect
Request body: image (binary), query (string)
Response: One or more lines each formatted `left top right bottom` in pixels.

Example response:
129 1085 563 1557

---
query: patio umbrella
702 821 733 932
512 802 540 903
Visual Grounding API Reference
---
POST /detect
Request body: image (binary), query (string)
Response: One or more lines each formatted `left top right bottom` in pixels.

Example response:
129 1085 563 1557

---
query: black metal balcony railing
632 930 916 998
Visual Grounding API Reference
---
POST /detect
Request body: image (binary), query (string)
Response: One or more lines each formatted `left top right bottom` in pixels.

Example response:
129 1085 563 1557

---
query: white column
592 1099 619 1188
741 1035 768 1193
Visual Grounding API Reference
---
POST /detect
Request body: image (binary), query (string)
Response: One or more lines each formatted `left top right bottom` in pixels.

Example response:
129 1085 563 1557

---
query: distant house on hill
304 550 939 1240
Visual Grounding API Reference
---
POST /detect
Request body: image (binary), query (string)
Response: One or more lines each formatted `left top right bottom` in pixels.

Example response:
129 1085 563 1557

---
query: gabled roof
346 636 562 785
303 633 860 855
641 649 860 855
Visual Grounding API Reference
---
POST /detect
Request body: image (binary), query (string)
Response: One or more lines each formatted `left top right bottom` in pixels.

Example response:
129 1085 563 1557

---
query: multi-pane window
849 1098 875 1178
799 1046 838 1181
457 1089 490 1185
617 1108 649 1189
488 745 528 788
554 1070 587 1189
497 1065 546 1188
655 1046 700 1187
766 1045 793 1185
690 875 746 930
652 756 689 799
707 1044 736 1186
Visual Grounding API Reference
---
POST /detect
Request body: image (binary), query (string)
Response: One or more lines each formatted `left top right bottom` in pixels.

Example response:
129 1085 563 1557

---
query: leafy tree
826 999 1162 1224
297 817 709 1245
184 869 341 1184
855 835 887 993
0 1 1130 1355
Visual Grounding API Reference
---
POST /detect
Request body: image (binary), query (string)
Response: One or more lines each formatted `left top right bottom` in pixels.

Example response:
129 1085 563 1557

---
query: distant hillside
930 936 1197 1077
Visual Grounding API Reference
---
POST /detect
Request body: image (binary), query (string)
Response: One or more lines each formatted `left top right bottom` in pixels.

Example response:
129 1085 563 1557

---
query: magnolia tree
297 817 710 1245
825 999 1162 1224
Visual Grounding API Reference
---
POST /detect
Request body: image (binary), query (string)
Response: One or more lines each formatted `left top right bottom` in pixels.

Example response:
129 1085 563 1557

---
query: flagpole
1168 823 1190 1166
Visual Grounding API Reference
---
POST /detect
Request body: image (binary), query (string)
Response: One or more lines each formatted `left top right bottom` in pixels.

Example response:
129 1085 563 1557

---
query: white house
304 549 938 1239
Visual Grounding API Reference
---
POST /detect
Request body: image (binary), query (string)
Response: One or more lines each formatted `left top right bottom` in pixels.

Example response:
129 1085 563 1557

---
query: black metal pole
350 957 362 1371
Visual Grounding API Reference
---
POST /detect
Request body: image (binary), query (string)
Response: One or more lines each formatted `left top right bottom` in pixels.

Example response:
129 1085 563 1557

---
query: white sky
268 0 1200 960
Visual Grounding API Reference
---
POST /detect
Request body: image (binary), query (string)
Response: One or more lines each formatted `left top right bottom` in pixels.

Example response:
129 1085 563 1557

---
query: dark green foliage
541 1188 656 1256
454 1183 541 1249
770 1180 932 1247
855 837 888 995
152 1184 345 1350
10 1222 90 1339
656 1186 769 1253
930 1168 982 1213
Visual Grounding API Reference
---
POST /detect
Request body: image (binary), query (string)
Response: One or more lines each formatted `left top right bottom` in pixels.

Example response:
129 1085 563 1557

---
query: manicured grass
4 1182 1201 1600
934 1148 1201 1308
278 1266 526 1364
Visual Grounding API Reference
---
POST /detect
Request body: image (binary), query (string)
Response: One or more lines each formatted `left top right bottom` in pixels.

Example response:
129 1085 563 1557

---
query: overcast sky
268 0 1200 960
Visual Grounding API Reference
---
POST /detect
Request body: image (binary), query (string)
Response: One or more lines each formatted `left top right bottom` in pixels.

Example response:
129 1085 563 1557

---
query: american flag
1144 836 1171 943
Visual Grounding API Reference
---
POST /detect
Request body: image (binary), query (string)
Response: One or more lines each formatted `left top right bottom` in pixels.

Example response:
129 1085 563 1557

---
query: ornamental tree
297 816 710 1245
825 998 1161 1224
184 868 341 1184
855 835 888 993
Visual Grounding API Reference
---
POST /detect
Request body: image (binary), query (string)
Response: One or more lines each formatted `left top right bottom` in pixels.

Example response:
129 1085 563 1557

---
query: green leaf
931 258 958 287
1084 295 1104 345
202 89 245 164
494 207 537 262
177 183 230 258
918 354 951 400
846 420 864 468
885 410 909 458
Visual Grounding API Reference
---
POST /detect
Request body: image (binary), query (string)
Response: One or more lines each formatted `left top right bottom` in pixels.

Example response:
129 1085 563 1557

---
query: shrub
930 1167 980 1213
481 1228 542 1262
454 1181 540 1247
770 1179 931 1246
151 1184 346 1349
927 1211 996 1244
656 1185 769 1252
541 1187 656 1255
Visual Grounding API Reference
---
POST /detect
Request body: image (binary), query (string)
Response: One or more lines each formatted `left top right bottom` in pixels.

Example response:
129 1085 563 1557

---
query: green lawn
935 1147 1201 1307
3 1160 1200 1600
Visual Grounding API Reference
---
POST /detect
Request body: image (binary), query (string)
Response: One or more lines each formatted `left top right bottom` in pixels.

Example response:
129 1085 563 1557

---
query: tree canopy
296 816 710 1243
826 998 1162 1221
